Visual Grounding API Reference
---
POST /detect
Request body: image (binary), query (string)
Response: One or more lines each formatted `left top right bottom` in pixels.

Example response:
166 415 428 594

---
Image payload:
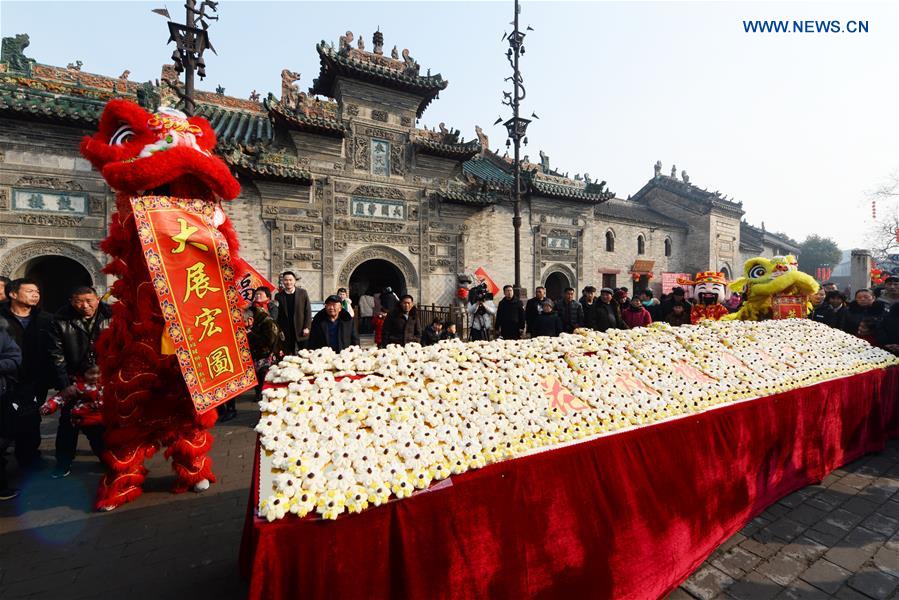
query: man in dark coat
581 286 602 331
0 278 52 468
811 291 848 330
274 271 312 355
659 287 693 320
596 287 628 332
420 319 444 346
307 295 360 352
380 295 422 347
557 287 585 334
0 319 22 500
46 286 111 478
525 286 547 336
495 285 525 340
842 289 886 336
880 301 899 354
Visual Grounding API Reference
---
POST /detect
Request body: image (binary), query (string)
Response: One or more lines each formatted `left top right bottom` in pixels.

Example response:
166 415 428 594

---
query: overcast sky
2 0 897 249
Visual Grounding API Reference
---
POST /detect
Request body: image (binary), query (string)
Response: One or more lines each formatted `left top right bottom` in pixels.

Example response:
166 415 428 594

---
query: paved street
4 396 899 599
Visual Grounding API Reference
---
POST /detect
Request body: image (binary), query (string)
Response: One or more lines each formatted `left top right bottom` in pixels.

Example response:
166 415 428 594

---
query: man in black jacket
275 271 312 355
46 286 111 478
494 285 525 340
596 287 628 332
380 295 422 347
0 320 22 500
659 287 692 321
525 286 547 336
557 287 585 334
307 295 359 352
0 278 53 468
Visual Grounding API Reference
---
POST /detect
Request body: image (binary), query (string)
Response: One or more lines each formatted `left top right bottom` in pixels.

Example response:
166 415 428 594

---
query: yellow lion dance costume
722 255 819 321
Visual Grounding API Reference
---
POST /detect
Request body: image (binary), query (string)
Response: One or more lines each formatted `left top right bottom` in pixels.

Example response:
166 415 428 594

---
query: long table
240 366 899 599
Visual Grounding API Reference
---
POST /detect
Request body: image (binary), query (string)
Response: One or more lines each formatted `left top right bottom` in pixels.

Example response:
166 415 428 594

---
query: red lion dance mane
81 99 241 510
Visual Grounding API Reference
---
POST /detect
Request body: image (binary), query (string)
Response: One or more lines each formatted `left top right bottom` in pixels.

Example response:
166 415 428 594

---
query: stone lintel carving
15 176 84 191
358 126 404 142
371 109 388 122
291 252 316 261
336 231 413 244
0 189 8 210
264 205 279 215
401 116 412 127
19 214 84 226
345 104 360 117
351 184 406 200
289 222 317 233
334 181 354 193
337 245 419 287
334 241 348 250
0 240 104 286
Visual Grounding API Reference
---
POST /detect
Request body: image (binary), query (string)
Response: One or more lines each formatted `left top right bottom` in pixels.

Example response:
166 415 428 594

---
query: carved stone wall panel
358 126 404 143
352 136 370 171
0 189 8 210
88 197 104 215
18 214 84 226
390 144 405 177
371 109 388 123
400 116 412 127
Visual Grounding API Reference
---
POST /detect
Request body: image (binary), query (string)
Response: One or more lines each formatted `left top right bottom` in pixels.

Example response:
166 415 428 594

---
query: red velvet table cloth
240 367 899 599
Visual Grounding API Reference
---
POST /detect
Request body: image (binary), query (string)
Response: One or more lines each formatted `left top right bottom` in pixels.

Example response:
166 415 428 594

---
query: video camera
468 281 489 305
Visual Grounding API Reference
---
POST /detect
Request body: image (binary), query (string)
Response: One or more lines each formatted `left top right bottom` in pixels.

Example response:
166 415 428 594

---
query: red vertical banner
474 267 500 296
131 195 256 413
232 256 275 309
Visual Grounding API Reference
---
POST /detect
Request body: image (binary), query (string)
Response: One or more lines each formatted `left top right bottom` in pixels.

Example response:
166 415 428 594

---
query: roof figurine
671 164 677 178
681 170 690 185
654 160 662 177
373 30 384 55
279 69 302 110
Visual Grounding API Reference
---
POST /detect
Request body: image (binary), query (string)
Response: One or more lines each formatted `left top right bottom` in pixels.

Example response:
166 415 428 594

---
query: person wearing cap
659 286 693 320
596 287 627 332
307 295 359 353
580 286 602 331
380 294 422 347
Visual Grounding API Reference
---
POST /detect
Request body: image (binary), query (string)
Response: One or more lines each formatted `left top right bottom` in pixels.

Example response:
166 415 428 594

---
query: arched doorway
544 271 570 302
24 255 93 313
348 259 406 303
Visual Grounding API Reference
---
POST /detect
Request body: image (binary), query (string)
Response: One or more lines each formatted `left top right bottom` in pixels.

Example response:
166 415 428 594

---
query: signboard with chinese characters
546 236 572 250
371 139 390 176
351 197 405 220
13 189 87 214
772 295 808 320
130 195 256 413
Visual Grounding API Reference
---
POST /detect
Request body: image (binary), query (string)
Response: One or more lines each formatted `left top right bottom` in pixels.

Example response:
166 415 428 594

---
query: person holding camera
467 284 496 342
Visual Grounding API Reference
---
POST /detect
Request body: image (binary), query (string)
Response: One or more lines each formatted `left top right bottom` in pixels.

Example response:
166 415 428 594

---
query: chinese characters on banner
662 272 692 294
130 196 256 413
772 295 809 320
232 256 275 309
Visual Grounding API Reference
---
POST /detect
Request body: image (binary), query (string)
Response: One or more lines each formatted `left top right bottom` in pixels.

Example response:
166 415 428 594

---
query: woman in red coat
621 296 653 328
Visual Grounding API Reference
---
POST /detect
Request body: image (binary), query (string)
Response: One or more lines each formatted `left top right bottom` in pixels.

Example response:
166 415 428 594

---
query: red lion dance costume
81 100 241 510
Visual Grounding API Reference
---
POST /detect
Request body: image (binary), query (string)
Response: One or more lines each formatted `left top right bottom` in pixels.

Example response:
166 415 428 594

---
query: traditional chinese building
0 32 793 310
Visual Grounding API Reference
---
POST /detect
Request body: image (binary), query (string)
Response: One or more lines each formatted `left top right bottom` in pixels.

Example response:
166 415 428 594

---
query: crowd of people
1 271 897 502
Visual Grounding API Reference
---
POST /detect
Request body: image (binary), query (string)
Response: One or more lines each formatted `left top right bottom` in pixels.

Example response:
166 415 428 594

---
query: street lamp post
158 0 219 116
501 0 533 301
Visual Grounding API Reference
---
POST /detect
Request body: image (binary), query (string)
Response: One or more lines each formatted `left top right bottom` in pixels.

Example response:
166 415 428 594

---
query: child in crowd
372 307 388 347
856 318 880 347
666 303 692 327
41 364 103 427
441 322 458 341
